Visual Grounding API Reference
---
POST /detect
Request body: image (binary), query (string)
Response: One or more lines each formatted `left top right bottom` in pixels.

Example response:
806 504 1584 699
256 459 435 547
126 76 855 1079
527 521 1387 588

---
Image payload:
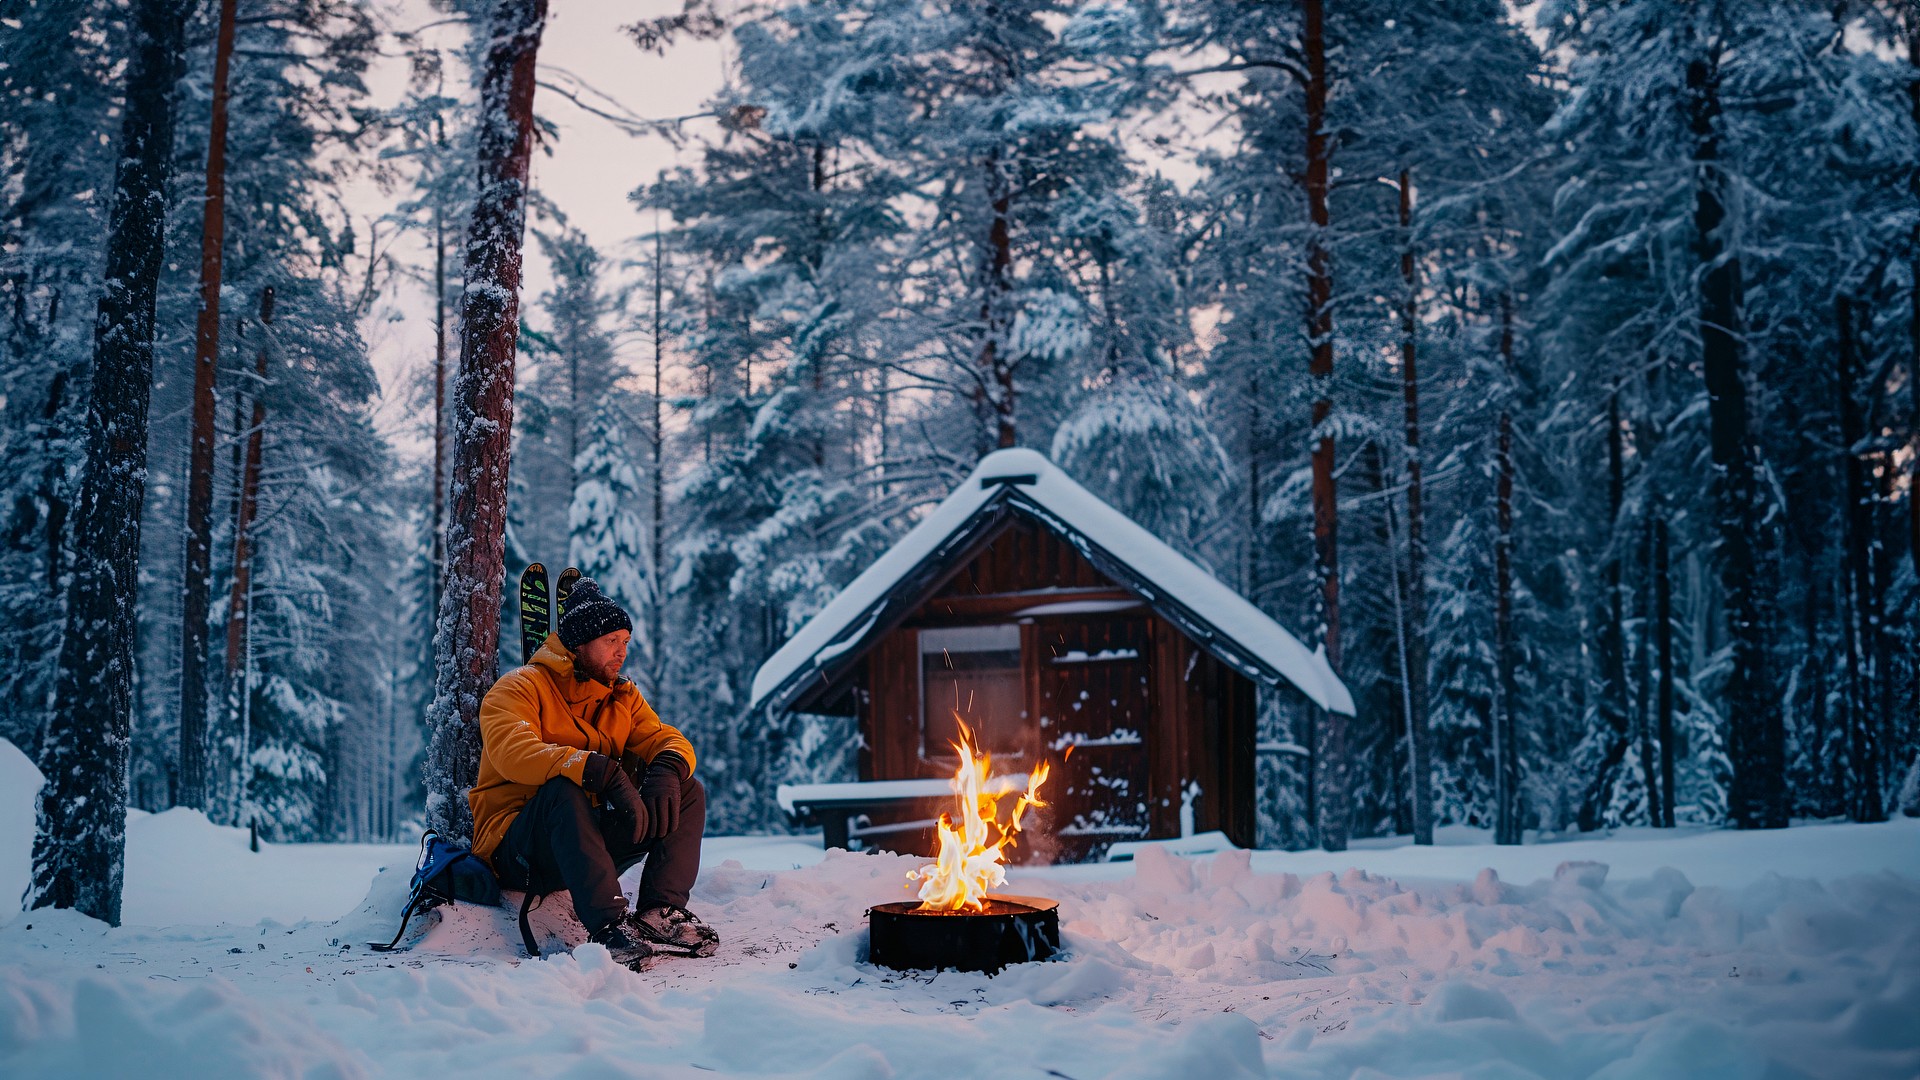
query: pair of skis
518 563 580 664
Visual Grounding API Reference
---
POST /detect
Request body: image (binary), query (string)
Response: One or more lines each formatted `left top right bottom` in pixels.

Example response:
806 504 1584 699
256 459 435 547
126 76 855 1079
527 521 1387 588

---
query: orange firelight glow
908 719 1051 912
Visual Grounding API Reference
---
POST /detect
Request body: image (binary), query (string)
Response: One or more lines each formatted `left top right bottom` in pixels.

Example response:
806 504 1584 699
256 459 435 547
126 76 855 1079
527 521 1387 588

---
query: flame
907 719 1051 912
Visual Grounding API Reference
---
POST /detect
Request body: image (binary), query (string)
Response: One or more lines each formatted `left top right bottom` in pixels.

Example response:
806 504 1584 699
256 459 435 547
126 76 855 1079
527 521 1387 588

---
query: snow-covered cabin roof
748 448 1357 717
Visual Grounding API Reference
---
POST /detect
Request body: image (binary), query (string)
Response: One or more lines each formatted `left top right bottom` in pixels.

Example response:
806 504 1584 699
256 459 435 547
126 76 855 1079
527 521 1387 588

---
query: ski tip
524 562 547 577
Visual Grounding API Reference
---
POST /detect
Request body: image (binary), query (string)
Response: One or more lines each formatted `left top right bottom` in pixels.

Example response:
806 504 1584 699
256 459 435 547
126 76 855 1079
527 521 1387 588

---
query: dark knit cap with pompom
557 577 632 651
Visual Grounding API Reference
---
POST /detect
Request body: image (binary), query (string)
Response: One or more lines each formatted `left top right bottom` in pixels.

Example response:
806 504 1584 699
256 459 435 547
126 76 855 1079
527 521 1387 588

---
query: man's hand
640 755 683 840
583 752 648 845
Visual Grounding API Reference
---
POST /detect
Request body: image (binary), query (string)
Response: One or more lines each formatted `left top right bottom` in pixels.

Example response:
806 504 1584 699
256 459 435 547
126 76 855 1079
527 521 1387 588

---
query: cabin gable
851 514 1259 855
756 448 1349 859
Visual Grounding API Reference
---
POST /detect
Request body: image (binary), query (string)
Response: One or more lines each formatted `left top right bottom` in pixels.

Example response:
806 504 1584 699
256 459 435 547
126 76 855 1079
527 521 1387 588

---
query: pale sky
356 0 732 460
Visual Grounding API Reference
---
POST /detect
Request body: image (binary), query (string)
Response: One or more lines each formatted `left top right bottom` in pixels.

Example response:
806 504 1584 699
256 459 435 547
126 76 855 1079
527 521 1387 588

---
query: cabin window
920 625 1024 758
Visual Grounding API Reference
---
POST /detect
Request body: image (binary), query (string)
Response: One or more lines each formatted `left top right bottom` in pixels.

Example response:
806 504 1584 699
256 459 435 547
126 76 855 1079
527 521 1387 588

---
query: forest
3 0 1917 915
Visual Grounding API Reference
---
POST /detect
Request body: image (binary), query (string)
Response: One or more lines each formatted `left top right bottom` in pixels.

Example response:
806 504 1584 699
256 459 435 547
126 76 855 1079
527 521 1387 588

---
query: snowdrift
2 735 1918 1077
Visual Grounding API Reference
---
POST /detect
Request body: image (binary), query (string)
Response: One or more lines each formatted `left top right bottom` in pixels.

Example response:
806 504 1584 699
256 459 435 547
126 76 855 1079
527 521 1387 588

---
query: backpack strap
368 831 438 952
518 890 548 958
369 894 422 952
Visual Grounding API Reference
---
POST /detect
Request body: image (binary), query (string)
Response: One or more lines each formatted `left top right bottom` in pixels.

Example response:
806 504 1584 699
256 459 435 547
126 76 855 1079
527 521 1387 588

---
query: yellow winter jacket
467 635 696 867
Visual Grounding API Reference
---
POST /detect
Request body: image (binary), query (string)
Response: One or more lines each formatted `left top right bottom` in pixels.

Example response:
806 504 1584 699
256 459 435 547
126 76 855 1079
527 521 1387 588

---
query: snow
750 448 1356 717
3 742 1919 1077
1012 598 1143 616
1049 729 1142 750
1051 647 1140 663
1106 831 1239 862
119 809 407 927
0 738 40 911
0 741 827 929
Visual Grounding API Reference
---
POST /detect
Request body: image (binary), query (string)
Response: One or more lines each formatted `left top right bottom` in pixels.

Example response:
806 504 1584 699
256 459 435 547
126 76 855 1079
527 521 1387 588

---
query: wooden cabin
751 449 1355 862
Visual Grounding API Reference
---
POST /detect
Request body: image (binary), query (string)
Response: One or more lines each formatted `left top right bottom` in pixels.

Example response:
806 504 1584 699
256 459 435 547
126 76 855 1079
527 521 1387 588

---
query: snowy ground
3 740 1918 1078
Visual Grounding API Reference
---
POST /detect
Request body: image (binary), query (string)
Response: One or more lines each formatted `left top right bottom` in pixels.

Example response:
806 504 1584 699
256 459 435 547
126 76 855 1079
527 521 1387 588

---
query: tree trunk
1635 515 1660 823
1654 510 1676 827
226 315 246 537
31 0 191 925
1381 451 1413 837
1397 171 1433 845
1689 52 1784 829
1302 0 1346 853
177 0 240 811
423 0 549 841
1806 565 1838 814
221 287 271 801
42 368 71 594
1871 455 1895 812
1910 235 1919 578
648 224 667 691
977 149 1016 452
1246 357 1263 598
1493 293 1521 845
811 143 830 472
1836 295 1884 822
431 155 449 622
1906 25 1919 578
1582 382 1632 830
567 322 581 504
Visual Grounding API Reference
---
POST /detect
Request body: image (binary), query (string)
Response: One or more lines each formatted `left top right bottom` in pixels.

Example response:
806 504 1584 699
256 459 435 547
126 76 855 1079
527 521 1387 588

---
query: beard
578 655 622 685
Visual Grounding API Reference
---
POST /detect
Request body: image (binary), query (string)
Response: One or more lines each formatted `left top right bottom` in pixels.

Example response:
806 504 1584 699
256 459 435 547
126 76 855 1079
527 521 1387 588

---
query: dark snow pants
491 773 707 935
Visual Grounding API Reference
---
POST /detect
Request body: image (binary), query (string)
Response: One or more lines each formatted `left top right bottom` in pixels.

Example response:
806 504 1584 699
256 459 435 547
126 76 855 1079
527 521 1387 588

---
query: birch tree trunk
177 0 240 811
423 0 548 840
31 0 191 924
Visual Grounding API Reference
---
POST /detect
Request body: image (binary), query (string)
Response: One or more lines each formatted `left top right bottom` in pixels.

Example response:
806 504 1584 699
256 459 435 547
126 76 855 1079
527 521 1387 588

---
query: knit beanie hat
558 577 632 651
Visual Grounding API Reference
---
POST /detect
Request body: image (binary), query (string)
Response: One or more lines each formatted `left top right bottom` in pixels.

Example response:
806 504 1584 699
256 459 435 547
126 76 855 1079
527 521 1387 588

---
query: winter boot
630 905 720 957
587 916 657 971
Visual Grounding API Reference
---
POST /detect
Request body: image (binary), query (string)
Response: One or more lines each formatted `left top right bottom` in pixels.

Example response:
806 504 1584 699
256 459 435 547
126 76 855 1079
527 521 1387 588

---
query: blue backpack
369 830 502 952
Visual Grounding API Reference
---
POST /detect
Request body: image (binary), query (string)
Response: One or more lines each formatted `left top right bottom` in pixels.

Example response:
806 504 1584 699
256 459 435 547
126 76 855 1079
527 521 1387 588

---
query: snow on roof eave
1008 494 1353 714
748 447 1357 718
997 468 1355 717
747 461 1010 713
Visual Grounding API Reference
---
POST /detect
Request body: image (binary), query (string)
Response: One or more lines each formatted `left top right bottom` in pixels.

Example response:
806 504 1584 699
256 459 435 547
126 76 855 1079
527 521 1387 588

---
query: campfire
868 720 1062 973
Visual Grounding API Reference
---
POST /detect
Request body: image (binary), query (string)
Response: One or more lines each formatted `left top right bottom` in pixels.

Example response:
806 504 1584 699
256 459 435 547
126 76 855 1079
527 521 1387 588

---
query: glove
582 752 648 845
640 754 684 840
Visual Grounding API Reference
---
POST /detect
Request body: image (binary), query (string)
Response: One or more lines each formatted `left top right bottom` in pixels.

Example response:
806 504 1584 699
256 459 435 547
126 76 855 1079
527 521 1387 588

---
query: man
467 578 718 969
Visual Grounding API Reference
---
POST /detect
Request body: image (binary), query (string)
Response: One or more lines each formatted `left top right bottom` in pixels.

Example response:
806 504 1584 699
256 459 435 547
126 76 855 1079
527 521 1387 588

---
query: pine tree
1181 0 1558 846
0 0 122 759
30 0 193 924
175 0 239 812
424 0 549 841
385 33 480 624
1541 0 1920 830
569 404 650 654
